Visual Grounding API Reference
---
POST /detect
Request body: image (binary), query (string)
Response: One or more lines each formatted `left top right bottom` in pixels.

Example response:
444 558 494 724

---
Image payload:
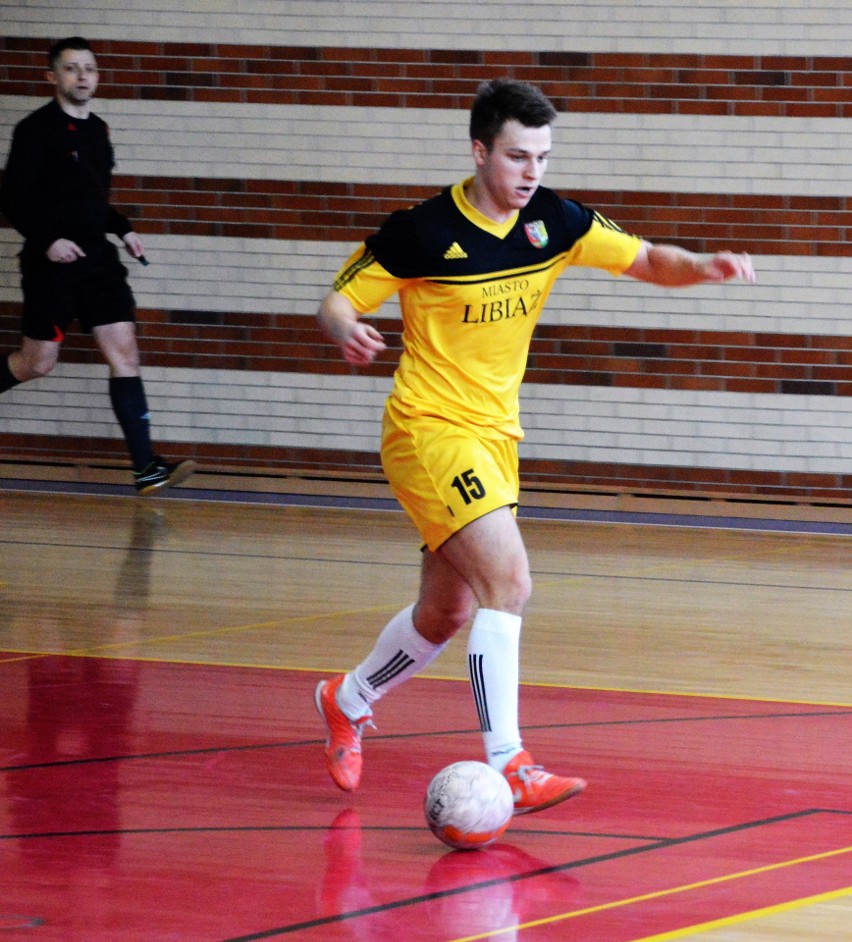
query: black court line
0 914 44 930
2 708 848 774
0 824 670 844
1 476 850 536
2 535 849 594
209 808 849 941
0 536 419 570
2 810 847 939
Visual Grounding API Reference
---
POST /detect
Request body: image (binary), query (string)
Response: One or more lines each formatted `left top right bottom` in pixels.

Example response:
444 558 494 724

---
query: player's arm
0 121 61 253
625 241 756 287
317 289 387 367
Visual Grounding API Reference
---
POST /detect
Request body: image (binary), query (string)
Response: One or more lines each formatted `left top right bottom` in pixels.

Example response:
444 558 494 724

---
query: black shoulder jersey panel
364 185 595 280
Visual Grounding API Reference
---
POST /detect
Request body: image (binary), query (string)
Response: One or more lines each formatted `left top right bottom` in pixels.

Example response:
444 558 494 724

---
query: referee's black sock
0 354 22 393
109 375 155 473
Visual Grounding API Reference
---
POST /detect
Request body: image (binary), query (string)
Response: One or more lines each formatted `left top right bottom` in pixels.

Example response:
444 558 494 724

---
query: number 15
450 468 486 505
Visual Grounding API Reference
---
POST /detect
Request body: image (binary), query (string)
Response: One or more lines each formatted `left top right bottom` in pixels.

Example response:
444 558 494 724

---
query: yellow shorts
381 398 520 552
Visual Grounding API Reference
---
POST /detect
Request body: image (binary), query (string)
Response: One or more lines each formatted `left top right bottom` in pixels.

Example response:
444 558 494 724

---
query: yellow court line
1 630 850 710
628 885 852 941
0 602 405 668
446 845 852 942
0 595 849 708
523 678 852 709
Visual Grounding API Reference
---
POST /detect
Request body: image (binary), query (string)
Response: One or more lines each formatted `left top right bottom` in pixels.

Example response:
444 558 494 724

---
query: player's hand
703 251 756 284
47 238 86 263
341 321 387 366
122 231 145 259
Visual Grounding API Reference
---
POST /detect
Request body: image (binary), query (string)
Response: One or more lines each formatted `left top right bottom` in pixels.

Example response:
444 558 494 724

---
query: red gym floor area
1 654 849 941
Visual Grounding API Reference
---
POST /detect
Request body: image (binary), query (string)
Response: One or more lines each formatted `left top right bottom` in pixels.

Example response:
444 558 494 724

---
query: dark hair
48 36 94 69
469 79 558 149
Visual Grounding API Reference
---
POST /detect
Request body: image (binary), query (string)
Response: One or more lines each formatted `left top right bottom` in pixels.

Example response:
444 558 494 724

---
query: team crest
524 220 548 248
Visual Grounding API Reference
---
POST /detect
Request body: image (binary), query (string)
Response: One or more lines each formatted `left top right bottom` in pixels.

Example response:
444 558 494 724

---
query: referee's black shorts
19 240 136 341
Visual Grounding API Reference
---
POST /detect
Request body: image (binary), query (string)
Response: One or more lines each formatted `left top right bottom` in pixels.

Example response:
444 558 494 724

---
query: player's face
472 119 551 222
48 49 99 110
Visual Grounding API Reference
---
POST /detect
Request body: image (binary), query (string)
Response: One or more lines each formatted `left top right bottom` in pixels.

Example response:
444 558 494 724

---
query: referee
0 36 195 495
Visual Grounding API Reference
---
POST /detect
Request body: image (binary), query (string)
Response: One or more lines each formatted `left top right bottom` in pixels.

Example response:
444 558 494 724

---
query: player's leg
86 244 195 494
2 249 72 392
93 320 195 494
316 405 584 805
315 551 476 792
316 406 478 790
1 337 61 390
93 319 155 470
437 504 531 615
438 508 587 813
339 548 477 711
388 422 533 783
436 506 527 764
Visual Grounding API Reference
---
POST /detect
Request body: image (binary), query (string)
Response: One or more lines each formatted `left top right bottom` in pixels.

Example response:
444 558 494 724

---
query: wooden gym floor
0 477 849 941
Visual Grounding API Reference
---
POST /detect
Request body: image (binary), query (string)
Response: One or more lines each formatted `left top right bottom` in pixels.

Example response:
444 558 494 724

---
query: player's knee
443 603 476 637
19 355 57 380
507 569 533 609
481 566 531 614
109 350 140 374
97 326 141 374
517 570 533 607
415 599 475 644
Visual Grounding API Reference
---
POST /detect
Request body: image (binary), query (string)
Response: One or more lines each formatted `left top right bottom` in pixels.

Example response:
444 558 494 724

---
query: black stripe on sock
468 653 491 732
365 650 415 690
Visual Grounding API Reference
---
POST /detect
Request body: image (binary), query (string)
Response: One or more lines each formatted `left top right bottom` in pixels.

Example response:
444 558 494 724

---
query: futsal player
0 36 195 495
315 78 755 812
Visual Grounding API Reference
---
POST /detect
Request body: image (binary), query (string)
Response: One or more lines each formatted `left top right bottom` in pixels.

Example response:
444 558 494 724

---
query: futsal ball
424 760 514 850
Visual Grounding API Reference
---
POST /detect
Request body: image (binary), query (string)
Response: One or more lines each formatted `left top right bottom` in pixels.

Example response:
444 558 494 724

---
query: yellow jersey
334 178 642 440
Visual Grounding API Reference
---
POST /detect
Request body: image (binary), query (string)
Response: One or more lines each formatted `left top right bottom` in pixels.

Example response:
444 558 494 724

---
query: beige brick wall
1 4 851 498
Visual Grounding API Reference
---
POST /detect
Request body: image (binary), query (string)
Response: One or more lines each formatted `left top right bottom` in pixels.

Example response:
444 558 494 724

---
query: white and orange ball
424 760 514 850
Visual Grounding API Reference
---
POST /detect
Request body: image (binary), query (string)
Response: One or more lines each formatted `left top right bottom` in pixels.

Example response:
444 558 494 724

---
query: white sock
337 604 446 720
467 608 523 772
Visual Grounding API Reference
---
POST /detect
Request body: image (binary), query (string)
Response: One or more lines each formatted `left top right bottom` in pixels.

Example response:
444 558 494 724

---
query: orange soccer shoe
503 750 587 815
314 675 374 792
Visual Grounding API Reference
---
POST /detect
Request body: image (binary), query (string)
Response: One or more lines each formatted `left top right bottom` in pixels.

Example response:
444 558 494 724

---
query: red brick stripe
3 38 852 116
110 177 852 255
2 305 850 396
528 324 852 395
3 174 850 256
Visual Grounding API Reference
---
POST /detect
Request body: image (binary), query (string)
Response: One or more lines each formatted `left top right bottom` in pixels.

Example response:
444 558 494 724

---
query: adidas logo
443 242 468 260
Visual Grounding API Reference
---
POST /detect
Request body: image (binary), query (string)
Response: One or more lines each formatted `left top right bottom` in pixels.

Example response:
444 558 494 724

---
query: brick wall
1 5 851 501
4 42 852 118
